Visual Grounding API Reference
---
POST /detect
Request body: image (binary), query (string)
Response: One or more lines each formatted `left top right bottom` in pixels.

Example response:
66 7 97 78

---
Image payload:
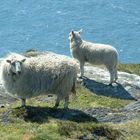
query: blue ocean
0 0 140 63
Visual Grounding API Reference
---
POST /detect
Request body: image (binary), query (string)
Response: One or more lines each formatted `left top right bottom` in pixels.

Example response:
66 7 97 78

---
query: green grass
110 120 140 140
0 63 140 140
0 118 120 140
0 84 132 140
118 64 140 76
70 84 131 109
0 105 121 140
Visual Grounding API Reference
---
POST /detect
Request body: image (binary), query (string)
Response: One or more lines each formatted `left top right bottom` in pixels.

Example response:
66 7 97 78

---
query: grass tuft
58 121 120 140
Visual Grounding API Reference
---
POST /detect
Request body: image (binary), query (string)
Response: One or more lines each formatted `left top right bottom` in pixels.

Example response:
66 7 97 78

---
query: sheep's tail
70 60 78 97
71 67 77 96
71 81 76 95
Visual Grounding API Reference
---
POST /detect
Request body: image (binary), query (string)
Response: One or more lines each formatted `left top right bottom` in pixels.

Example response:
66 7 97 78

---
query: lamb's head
69 29 83 44
6 58 26 76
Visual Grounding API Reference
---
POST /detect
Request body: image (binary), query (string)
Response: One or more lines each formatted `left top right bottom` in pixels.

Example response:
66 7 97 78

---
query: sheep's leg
114 68 118 82
80 62 84 77
64 96 69 109
21 98 26 107
54 97 60 109
108 68 115 85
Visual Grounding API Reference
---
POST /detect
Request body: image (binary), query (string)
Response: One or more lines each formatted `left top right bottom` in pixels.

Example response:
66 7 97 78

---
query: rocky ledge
82 66 140 100
81 66 140 123
0 60 140 123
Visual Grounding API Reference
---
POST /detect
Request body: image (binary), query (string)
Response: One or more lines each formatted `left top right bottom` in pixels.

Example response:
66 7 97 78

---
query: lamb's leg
108 68 115 85
80 62 84 77
21 98 26 107
114 68 118 82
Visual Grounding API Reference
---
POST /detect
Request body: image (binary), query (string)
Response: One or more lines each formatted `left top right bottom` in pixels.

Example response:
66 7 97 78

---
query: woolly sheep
69 30 119 85
1 52 77 109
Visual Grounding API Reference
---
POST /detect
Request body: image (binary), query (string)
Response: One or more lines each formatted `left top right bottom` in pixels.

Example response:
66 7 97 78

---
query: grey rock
85 100 140 123
0 58 140 123
81 66 140 100
80 66 140 123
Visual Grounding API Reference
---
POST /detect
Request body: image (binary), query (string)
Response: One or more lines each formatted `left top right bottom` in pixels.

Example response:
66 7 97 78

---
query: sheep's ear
21 58 26 63
71 31 75 36
6 60 11 64
78 29 83 34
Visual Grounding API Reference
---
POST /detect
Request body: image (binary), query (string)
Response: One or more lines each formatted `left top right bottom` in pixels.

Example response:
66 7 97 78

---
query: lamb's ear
21 58 26 63
78 29 83 34
71 31 75 36
6 60 11 64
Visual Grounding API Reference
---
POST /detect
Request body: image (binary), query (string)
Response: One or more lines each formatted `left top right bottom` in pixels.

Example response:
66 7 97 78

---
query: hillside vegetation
0 50 140 140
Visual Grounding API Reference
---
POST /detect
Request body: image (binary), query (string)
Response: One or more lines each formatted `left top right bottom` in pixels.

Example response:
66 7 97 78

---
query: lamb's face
6 59 26 76
69 30 82 42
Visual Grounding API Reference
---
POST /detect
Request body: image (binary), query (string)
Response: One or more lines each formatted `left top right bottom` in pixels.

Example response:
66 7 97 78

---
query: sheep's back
80 41 118 65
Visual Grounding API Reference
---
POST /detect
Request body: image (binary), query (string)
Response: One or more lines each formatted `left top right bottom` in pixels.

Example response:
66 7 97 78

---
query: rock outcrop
81 66 140 100
80 66 140 123
0 58 140 123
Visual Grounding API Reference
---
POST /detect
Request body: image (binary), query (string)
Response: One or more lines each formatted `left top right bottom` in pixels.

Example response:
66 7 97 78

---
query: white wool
1 52 77 108
69 30 119 84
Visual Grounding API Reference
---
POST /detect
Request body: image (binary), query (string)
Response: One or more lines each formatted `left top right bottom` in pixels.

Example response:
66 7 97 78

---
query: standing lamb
69 30 119 85
1 52 77 109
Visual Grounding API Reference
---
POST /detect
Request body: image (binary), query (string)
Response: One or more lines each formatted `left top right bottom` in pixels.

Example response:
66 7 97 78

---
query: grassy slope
0 64 140 140
118 64 140 76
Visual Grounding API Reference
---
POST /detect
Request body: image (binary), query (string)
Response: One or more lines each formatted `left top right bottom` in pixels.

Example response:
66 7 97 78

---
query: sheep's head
69 29 83 43
6 58 26 76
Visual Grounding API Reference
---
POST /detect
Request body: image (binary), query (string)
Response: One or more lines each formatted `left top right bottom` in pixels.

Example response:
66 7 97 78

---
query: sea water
0 0 140 63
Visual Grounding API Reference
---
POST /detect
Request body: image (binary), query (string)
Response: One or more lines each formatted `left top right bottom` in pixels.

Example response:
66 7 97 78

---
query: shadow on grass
12 106 98 124
81 76 136 100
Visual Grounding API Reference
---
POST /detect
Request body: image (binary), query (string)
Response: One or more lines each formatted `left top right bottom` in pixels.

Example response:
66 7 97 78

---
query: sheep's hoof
20 105 26 108
114 80 119 84
108 83 113 86
53 106 57 109
64 107 69 111
78 75 83 79
53 104 59 109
